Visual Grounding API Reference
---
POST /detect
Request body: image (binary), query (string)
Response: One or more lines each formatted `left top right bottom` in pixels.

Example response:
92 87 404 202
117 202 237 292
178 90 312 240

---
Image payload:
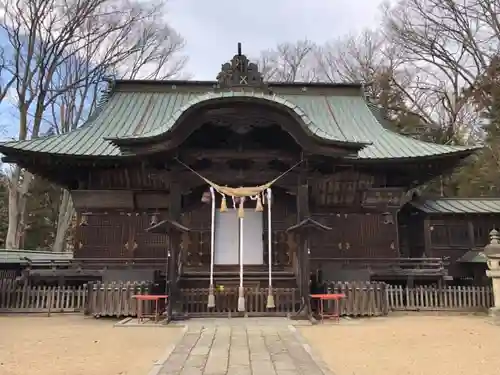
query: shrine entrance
214 210 264 265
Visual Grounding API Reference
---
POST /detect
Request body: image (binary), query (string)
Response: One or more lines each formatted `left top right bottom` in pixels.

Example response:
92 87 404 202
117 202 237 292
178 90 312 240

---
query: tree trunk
5 167 32 249
53 189 74 253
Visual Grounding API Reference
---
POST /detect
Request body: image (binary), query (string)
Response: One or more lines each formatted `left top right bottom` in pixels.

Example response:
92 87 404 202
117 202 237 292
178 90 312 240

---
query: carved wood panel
312 171 375 206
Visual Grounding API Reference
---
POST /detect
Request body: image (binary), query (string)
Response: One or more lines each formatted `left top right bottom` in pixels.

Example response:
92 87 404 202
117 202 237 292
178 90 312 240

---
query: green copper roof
0 81 479 160
108 91 362 146
411 198 500 214
457 250 487 264
0 249 73 264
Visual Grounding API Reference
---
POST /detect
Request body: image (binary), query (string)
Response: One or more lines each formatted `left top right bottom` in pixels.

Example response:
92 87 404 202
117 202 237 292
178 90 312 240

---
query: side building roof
0 80 480 161
410 198 500 215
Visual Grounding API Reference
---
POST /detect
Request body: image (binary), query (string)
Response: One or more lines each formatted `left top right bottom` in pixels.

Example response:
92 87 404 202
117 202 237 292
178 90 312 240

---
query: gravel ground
300 314 500 375
0 314 182 375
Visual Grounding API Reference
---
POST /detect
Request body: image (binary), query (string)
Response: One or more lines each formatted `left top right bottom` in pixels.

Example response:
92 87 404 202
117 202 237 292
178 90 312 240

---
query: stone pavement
151 318 333 375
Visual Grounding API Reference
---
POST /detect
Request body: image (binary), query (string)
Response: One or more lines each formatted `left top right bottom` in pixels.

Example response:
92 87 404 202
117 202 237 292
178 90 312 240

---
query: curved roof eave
104 91 369 150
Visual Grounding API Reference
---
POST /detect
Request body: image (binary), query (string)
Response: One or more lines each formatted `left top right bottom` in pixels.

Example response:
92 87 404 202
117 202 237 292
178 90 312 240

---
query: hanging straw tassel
255 193 263 212
220 194 228 212
208 284 216 308
237 197 245 218
266 292 275 309
238 286 246 312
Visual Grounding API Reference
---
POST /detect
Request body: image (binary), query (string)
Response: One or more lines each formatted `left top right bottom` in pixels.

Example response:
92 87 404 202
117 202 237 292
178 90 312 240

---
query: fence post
84 282 92 315
47 287 54 317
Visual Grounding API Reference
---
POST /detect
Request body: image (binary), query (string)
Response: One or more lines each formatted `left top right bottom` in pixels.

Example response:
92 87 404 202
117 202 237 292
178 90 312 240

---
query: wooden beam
71 190 134 210
179 149 298 162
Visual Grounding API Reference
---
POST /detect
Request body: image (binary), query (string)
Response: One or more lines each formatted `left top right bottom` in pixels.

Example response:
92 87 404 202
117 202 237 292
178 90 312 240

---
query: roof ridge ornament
216 42 267 90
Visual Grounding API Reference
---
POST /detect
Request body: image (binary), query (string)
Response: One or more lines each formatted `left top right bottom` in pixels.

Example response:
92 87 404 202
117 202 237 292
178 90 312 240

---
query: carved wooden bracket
362 188 406 209
124 241 138 254
79 214 89 226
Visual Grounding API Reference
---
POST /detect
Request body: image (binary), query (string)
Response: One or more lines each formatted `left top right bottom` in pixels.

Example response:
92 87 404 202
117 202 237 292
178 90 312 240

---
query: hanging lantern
150 213 159 226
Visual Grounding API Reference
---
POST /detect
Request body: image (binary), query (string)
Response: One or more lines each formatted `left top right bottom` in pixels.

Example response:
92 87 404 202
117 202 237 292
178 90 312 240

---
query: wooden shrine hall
0 44 482 316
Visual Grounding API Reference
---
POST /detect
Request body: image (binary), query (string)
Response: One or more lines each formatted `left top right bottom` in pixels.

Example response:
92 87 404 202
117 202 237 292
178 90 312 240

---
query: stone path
153 319 333 375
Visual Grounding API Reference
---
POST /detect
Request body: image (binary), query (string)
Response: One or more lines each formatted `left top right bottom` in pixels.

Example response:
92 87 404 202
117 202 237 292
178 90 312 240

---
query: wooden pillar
168 179 182 318
296 161 311 317
423 217 432 257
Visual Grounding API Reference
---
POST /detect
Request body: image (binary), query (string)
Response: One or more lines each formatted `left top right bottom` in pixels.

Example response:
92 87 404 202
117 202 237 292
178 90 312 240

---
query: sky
0 0 387 141
167 0 387 80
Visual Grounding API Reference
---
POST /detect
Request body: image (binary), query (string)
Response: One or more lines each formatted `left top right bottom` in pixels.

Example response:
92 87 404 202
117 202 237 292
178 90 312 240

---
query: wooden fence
0 279 87 313
0 280 495 317
180 287 300 317
0 270 17 280
387 285 493 311
85 281 153 317
325 281 389 317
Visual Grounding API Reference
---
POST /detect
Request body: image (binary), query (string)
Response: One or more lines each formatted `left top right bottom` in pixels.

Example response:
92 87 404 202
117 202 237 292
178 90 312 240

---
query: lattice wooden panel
75 213 128 258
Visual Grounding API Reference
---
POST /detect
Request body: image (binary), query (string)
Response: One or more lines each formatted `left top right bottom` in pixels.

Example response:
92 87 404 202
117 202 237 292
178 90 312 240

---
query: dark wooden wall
73 194 300 267
75 212 168 258
72 156 408 264
397 208 499 279
309 212 399 258
399 212 500 258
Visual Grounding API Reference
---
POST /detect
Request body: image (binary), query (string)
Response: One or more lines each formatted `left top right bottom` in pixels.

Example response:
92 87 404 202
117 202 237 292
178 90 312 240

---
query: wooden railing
0 279 87 313
23 257 168 268
311 257 448 277
387 285 493 311
311 257 447 269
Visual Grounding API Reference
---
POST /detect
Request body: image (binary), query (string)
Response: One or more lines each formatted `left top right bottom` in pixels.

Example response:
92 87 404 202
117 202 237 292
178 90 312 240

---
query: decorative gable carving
216 43 267 90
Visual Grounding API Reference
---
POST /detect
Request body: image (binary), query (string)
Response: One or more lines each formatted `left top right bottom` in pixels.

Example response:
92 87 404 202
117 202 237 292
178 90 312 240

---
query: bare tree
314 30 418 130
0 47 15 103
381 0 499 144
48 13 185 253
0 0 187 249
257 39 319 82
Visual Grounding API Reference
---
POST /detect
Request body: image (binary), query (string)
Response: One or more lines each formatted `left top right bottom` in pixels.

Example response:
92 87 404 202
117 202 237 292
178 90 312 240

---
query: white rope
239 216 244 288
238 211 245 311
267 189 272 287
207 187 216 308
266 188 275 308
